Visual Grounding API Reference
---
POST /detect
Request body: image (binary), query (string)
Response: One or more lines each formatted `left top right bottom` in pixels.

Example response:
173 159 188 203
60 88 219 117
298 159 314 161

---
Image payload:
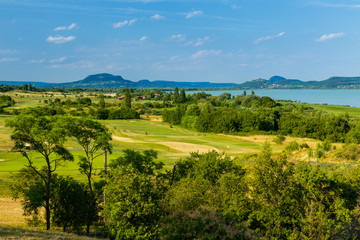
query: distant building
118 95 125 100
138 96 147 100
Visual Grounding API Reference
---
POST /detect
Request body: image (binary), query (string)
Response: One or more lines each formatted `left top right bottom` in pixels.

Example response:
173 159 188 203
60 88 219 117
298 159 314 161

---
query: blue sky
1 0 360 83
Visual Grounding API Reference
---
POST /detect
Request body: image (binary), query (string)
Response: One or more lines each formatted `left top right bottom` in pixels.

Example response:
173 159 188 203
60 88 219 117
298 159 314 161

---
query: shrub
285 140 299 152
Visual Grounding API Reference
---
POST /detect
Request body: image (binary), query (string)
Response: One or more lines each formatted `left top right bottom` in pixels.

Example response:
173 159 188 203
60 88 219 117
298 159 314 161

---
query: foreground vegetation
2 86 360 239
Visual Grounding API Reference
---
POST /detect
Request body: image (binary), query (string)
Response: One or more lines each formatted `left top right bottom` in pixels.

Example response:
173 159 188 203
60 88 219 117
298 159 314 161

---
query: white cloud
54 23 77 31
254 32 285 44
140 36 148 41
129 19 137 25
151 14 165 20
186 10 203 19
50 56 67 63
113 20 128 28
169 34 186 42
185 37 210 47
0 57 19 63
113 19 137 28
315 32 345 42
46 35 76 44
191 49 222 59
28 59 45 64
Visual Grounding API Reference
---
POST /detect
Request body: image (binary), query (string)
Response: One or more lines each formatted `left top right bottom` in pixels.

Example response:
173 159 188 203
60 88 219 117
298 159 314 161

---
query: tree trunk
86 173 93 235
45 180 51 230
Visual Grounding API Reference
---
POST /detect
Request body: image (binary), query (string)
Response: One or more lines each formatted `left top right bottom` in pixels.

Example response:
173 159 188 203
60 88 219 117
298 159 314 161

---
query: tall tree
173 87 180 103
63 116 112 234
179 88 186 103
123 89 131 109
98 94 105 109
7 113 73 230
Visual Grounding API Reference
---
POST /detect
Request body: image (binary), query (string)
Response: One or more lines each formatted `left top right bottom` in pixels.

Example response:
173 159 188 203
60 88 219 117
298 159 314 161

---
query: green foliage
248 143 302 239
273 135 286 145
160 209 250 240
316 143 325 158
104 149 166 240
322 140 332 151
63 116 112 233
165 151 249 225
308 147 314 158
285 140 299 152
336 144 360 160
123 89 131 109
108 108 140 120
0 95 15 109
110 149 163 175
98 94 105 109
51 176 91 232
173 87 180 103
7 113 74 230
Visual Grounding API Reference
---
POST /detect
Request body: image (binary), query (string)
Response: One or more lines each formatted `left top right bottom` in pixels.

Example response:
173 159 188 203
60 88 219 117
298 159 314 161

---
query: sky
1 0 360 83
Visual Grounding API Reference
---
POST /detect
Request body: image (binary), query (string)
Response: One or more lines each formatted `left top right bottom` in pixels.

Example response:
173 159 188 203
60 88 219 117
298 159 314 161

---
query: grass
0 225 107 240
294 102 360 118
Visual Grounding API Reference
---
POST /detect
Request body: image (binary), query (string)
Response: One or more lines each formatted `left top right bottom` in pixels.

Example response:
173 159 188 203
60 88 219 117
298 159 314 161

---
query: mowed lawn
0 116 276 196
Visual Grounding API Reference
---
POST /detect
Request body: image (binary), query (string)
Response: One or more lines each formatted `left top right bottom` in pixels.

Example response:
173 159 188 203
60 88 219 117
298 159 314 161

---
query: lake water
187 89 360 107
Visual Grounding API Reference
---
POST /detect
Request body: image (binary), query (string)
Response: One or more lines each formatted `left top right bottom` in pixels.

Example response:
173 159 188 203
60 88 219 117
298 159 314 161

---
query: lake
187 89 360 107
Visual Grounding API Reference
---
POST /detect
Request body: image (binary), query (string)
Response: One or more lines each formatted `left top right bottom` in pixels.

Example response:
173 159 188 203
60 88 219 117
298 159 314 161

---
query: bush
160 209 250 240
315 144 325 158
273 135 286 145
285 140 299 152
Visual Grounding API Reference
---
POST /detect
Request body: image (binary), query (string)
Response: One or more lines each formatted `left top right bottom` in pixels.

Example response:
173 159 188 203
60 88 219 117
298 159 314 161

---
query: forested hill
56 73 237 88
235 75 360 89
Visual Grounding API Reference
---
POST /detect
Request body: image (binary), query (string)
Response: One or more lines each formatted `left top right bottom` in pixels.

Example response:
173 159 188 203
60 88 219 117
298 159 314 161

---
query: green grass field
0 115 273 197
295 102 360 118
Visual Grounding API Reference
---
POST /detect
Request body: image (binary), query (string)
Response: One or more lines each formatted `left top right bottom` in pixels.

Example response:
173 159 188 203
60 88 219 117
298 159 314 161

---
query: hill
57 73 237 89
236 76 360 89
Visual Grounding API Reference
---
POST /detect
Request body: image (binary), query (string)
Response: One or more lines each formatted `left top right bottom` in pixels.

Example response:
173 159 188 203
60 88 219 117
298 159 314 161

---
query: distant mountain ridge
0 73 236 89
2 73 360 89
236 76 360 89
56 73 237 88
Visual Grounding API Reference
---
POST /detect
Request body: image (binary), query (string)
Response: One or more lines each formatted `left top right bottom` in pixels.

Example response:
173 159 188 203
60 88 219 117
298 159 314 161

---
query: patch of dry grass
159 141 219 154
0 225 107 240
0 198 26 227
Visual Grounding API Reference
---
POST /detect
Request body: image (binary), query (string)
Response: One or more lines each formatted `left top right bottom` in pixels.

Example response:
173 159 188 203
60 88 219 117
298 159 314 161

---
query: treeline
1 92 140 120
162 90 360 143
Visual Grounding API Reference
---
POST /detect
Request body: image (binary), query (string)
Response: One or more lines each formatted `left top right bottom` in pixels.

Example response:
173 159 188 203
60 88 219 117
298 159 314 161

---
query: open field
295 102 360 118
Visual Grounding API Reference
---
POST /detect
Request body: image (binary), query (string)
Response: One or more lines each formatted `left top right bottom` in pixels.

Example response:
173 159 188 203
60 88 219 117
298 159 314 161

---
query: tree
98 94 106 109
179 88 186 103
160 209 250 240
123 89 131 109
173 87 180 103
248 143 302 239
104 149 165 239
63 116 112 234
51 176 90 232
7 113 73 230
